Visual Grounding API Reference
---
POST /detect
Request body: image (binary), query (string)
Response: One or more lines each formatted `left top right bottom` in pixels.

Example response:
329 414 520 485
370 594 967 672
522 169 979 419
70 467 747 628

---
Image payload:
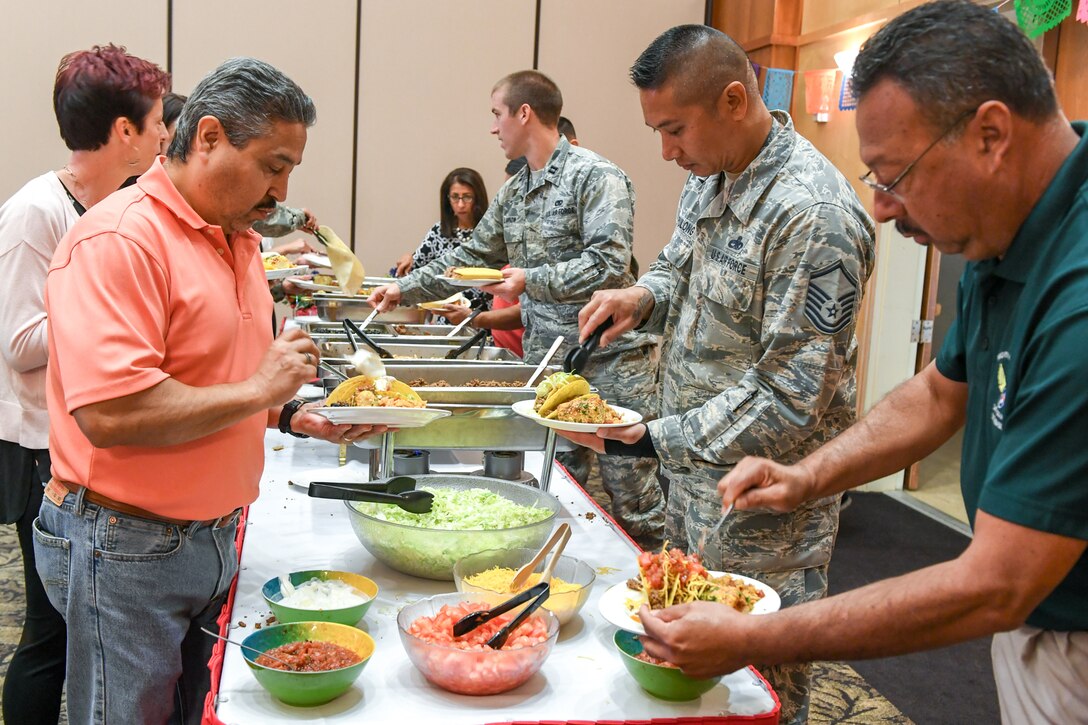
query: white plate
265 266 310 280
310 406 451 427
436 274 501 288
510 398 643 433
286 277 342 292
299 252 331 268
598 571 781 635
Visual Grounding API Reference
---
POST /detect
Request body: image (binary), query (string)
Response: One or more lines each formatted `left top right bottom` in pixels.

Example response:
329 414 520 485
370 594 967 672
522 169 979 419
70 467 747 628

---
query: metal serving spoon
200 627 296 671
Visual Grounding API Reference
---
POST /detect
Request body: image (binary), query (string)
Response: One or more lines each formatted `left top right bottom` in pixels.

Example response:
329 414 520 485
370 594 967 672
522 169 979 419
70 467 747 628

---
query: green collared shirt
936 122 1088 631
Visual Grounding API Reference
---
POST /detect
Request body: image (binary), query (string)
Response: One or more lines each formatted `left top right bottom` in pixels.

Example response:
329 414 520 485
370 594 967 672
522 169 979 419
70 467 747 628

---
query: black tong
564 317 613 373
444 327 489 359
305 476 433 514
452 582 551 649
343 318 393 360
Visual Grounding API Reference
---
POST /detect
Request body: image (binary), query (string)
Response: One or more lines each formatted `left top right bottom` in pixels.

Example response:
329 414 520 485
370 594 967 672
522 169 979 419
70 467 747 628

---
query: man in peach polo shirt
35 58 380 725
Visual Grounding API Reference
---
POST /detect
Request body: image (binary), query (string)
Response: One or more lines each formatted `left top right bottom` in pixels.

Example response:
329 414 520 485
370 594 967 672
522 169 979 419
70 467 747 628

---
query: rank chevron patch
804 260 858 334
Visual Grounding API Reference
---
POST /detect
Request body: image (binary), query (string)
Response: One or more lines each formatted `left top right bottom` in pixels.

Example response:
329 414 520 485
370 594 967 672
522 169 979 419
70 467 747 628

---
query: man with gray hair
570 24 874 723
37 57 380 723
637 3 1088 723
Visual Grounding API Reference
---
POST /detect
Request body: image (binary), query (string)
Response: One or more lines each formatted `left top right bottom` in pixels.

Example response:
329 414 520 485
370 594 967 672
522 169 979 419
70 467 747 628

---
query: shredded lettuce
352 487 551 530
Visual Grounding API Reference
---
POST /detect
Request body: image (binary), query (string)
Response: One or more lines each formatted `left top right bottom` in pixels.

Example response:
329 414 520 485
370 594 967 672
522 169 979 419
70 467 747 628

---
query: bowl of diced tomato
396 591 560 695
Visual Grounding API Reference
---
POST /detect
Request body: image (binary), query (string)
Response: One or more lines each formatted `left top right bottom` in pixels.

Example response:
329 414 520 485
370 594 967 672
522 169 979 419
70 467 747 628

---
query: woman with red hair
0 44 169 725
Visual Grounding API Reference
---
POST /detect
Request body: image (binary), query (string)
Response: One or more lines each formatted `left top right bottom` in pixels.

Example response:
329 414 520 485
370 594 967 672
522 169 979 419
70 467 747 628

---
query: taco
533 371 591 417
325 375 425 408
546 393 622 424
261 252 293 270
418 292 469 310
446 266 503 282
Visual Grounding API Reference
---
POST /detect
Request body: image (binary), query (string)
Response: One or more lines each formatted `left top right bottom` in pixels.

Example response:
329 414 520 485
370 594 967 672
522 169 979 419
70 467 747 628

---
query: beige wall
1 2 701 279
0 1 168 202
538 0 704 271
354 0 536 272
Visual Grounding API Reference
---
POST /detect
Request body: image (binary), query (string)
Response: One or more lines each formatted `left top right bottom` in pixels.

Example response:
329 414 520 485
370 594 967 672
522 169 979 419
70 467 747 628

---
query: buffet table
205 432 780 724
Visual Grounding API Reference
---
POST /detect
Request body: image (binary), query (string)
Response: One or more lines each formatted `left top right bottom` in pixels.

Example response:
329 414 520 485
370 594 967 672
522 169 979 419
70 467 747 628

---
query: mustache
896 220 925 237
254 198 277 212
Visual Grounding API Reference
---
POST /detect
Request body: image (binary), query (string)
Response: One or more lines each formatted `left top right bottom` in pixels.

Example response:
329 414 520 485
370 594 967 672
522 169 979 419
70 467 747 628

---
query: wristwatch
278 399 310 438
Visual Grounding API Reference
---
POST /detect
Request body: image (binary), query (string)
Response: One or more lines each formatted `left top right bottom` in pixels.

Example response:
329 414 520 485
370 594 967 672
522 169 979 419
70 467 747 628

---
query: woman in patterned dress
394 168 490 323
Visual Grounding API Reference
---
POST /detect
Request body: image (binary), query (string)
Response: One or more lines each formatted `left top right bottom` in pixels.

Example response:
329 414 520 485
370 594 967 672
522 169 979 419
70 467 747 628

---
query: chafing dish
309 330 476 348
324 362 572 491
313 293 425 324
321 343 520 365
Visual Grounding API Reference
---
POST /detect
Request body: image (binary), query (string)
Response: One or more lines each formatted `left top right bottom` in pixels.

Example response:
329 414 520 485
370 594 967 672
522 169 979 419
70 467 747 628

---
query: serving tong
444 327 489 360
451 581 551 649
509 522 572 591
564 317 613 373
343 318 393 360
305 475 434 514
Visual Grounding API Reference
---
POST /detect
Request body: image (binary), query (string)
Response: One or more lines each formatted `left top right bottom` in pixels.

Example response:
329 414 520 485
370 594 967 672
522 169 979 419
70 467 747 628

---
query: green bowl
262 570 378 626
614 629 719 701
242 621 374 706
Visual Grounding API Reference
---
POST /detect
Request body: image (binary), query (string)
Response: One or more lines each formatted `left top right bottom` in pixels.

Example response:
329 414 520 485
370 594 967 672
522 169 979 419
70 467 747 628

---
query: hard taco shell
325 375 423 406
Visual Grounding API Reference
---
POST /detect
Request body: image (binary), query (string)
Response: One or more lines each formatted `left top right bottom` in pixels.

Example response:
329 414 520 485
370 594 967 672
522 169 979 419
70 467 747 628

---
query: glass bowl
262 570 378 627
241 621 374 706
453 547 595 625
613 629 720 701
396 591 560 695
343 474 561 580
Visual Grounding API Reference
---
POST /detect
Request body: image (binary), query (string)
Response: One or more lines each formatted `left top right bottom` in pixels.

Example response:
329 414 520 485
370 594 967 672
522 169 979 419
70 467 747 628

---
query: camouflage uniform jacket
398 136 655 366
639 111 875 481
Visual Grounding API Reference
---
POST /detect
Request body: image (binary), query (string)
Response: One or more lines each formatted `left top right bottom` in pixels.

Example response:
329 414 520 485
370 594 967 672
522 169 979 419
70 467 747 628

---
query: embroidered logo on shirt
727 237 744 250
991 353 1010 430
804 261 858 334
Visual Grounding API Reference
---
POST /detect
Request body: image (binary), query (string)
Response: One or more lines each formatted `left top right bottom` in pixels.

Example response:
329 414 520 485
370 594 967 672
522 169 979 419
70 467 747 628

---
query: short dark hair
168 57 316 161
439 167 489 238
162 92 187 128
494 70 562 127
852 0 1058 131
505 156 528 177
557 116 577 142
630 24 756 107
53 44 171 152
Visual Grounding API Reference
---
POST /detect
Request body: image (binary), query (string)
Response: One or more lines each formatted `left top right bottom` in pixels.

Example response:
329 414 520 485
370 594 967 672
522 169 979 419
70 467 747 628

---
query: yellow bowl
453 547 595 625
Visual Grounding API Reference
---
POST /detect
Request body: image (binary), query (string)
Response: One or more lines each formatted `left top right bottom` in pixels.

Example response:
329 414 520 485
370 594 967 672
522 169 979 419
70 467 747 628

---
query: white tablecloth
211 432 777 724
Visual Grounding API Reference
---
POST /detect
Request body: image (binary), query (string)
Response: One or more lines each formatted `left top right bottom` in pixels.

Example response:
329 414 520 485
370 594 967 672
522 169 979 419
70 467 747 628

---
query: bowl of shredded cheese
453 547 595 625
263 570 378 627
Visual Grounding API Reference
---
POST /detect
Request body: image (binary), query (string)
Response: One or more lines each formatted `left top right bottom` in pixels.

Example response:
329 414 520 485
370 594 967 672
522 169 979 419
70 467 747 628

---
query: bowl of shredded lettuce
344 474 561 580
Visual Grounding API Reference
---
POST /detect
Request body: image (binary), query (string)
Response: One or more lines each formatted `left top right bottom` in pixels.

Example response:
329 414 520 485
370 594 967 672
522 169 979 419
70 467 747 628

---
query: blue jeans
33 486 239 725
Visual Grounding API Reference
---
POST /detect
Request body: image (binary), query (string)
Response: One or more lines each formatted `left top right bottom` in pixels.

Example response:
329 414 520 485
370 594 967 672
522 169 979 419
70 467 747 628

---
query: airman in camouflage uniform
644 112 874 725
371 72 663 549
576 26 875 723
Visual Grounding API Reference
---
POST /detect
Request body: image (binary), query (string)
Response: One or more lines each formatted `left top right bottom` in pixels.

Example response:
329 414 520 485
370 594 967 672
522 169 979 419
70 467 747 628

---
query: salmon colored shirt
45 159 273 520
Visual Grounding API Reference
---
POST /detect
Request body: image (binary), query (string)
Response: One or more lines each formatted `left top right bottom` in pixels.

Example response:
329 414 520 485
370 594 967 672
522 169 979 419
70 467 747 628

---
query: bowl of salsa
242 621 374 706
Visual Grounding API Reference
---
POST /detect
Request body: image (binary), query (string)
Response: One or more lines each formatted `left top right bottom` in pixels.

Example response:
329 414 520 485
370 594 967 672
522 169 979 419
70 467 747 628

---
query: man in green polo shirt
632 3 1088 722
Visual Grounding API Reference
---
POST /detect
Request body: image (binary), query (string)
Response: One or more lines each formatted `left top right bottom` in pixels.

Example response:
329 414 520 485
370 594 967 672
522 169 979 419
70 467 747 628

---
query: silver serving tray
313 293 424 324
321 363 558 405
322 342 520 365
311 332 476 350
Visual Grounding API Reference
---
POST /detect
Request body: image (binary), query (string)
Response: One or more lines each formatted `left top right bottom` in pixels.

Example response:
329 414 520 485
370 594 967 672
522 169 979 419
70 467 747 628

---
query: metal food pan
310 332 476 351
349 404 576 452
322 363 559 405
321 342 519 361
302 322 462 337
313 294 424 324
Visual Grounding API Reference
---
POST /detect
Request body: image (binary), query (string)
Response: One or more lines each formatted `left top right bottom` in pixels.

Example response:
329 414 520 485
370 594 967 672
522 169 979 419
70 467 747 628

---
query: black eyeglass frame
859 106 980 198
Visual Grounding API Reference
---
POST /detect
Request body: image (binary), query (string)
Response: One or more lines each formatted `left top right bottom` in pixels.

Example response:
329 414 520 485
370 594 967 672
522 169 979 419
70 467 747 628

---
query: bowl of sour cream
263 570 378 627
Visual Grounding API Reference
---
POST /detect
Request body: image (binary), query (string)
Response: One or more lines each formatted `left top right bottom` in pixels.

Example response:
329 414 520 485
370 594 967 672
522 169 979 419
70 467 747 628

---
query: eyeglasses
448 194 475 204
859 106 978 200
